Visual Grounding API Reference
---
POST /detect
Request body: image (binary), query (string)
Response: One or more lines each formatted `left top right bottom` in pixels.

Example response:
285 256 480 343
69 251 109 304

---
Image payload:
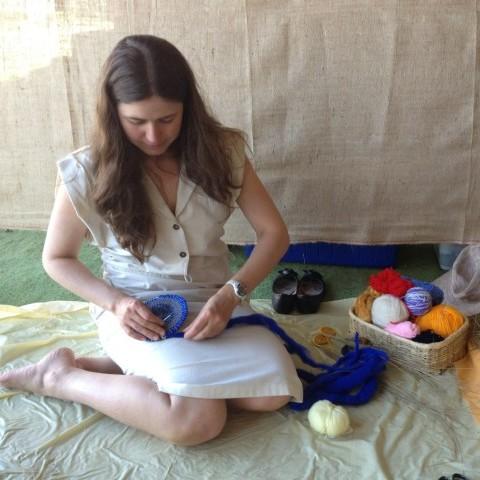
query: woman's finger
185 316 226 340
130 321 163 341
183 314 208 339
130 312 165 337
122 324 147 341
136 303 165 325
123 315 162 340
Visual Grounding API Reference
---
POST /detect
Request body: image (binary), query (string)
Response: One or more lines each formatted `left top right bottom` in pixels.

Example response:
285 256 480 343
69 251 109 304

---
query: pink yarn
385 321 420 339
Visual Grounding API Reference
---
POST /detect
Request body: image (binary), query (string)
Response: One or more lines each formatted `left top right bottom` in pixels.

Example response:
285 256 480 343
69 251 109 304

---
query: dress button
173 224 180 230
179 251 187 258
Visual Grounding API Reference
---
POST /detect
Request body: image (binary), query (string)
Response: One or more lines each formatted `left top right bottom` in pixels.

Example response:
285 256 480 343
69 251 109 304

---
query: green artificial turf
0 229 444 306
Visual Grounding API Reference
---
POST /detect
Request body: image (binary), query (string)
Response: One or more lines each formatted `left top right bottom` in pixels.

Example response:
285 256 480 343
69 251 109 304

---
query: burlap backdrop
1 0 479 244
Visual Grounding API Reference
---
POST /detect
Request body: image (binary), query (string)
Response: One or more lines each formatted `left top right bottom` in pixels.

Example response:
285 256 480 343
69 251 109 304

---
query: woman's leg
74 359 290 412
75 356 123 374
228 396 290 412
0 348 226 446
61 356 290 411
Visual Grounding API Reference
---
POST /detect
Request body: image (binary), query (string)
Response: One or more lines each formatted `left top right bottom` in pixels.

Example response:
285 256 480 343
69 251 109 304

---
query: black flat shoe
296 270 325 314
272 268 298 314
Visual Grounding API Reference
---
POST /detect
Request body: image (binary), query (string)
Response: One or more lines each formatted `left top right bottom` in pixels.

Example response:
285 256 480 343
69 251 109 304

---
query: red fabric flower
369 268 413 297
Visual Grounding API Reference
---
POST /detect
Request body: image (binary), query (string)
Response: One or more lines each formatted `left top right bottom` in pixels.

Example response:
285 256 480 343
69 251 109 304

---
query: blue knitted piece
144 294 189 338
401 275 444 305
170 312 389 410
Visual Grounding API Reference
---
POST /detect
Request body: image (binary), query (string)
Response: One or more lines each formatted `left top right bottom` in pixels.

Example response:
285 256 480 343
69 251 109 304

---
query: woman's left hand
183 286 239 340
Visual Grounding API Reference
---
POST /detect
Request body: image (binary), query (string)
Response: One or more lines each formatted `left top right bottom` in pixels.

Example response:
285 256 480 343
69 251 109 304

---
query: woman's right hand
112 295 166 341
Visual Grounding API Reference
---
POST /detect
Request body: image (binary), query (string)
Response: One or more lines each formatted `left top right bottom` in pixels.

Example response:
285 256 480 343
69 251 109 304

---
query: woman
0 35 302 445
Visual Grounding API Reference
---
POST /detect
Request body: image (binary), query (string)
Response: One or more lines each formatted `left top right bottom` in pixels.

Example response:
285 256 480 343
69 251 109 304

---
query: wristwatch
226 279 248 301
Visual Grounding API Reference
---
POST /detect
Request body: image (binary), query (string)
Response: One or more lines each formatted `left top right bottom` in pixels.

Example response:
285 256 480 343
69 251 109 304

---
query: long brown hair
91 35 244 261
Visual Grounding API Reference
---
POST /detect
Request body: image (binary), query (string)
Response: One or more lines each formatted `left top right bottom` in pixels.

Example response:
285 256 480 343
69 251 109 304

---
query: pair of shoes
272 268 326 314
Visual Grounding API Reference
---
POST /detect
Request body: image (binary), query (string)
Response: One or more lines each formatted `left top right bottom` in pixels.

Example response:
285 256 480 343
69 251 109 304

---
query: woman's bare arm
42 185 119 310
228 159 290 292
42 186 164 340
183 159 289 340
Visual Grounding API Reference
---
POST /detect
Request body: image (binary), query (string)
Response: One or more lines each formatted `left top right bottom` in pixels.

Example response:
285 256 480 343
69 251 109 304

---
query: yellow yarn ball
416 304 464 338
353 286 381 322
307 400 351 437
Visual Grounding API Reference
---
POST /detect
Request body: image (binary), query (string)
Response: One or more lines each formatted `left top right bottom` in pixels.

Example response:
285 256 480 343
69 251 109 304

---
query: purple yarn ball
401 276 444 305
404 287 432 316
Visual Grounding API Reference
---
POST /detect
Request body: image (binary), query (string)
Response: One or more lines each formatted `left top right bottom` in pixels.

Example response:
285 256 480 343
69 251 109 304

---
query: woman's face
117 95 183 157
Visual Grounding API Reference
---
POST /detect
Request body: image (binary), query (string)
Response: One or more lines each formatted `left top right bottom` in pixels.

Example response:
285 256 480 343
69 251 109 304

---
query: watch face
229 280 247 298
236 282 247 297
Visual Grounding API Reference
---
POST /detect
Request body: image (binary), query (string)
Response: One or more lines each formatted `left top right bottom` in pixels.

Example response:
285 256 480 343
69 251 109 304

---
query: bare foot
76 357 123 374
0 347 76 397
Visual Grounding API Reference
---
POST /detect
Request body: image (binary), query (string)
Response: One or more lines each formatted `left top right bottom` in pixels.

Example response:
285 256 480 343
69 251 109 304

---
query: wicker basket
348 307 470 374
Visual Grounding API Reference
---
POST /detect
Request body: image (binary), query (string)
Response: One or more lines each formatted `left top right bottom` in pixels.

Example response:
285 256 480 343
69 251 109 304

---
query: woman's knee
168 399 227 446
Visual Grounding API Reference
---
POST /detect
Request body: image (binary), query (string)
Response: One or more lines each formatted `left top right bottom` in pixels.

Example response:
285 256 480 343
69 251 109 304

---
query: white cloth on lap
96 304 303 401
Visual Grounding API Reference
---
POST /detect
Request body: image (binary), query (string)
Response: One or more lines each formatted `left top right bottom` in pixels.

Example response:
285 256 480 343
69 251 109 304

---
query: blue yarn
402 276 444 305
144 294 188 338
170 312 389 411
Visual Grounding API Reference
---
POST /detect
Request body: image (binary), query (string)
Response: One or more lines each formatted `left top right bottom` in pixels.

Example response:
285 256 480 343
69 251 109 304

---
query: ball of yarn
369 268 414 297
416 305 464 338
307 400 351 437
402 276 444 305
413 330 445 344
371 294 410 328
385 320 420 339
404 287 432 316
353 286 381 322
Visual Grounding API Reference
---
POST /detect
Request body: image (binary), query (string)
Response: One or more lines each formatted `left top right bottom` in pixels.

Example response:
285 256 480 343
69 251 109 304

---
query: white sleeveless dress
57 144 303 402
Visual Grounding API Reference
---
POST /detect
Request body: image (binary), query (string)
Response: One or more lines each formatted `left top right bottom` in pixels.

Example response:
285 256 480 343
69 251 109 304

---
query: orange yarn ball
416 305 464 338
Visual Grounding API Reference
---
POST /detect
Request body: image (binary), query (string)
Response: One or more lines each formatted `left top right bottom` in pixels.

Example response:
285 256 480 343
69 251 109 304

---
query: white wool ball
371 294 409 328
307 400 350 437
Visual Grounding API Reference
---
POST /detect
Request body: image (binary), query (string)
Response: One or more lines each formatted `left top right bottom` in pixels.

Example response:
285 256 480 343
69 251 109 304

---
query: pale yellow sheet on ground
0 299 478 479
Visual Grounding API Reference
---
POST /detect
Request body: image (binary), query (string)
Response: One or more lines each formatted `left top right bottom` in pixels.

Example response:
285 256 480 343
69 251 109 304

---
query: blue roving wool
169 312 389 411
